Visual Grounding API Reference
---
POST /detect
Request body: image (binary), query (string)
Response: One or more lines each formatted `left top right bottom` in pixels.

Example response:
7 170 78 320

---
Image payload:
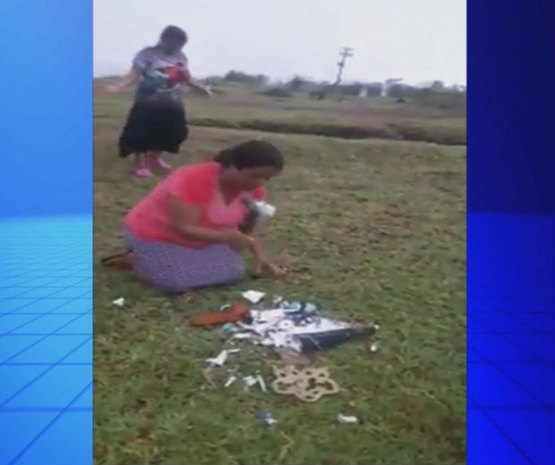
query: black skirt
118 99 189 158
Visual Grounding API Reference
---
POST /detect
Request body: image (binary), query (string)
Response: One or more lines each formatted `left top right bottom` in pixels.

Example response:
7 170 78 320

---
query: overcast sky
94 0 466 85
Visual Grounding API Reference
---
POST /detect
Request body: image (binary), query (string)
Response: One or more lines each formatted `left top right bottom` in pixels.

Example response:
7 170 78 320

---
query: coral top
124 162 265 248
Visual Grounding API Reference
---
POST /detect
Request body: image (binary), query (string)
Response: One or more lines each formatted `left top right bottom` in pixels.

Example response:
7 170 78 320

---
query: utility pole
334 47 354 86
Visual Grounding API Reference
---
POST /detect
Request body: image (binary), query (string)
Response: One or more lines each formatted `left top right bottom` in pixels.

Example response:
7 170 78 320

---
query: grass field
94 87 466 465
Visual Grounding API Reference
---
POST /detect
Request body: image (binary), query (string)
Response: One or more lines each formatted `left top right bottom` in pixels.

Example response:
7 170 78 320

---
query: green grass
94 84 466 145
94 88 466 465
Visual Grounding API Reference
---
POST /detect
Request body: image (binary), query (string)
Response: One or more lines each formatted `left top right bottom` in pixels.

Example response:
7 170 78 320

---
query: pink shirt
124 162 266 248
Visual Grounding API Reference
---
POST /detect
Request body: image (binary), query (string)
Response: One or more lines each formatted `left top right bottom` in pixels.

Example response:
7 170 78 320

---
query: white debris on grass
206 349 240 367
256 374 268 393
233 305 355 353
243 375 259 387
112 297 125 307
224 375 237 388
242 290 266 304
337 414 359 424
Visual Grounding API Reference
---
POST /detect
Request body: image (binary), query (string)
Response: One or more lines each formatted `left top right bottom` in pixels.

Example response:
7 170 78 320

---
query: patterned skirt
123 230 245 294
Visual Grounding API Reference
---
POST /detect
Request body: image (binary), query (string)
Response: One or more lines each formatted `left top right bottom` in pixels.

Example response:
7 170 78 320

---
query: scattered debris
206 349 240 367
256 411 278 426
194 291 381 408
257 374 268 393
337 414 359 424
112 297 125 307
243 375 259 388
220 323 239 334
232 298 378 353
189 302 250 327
224 375 237 388
242 290 266 304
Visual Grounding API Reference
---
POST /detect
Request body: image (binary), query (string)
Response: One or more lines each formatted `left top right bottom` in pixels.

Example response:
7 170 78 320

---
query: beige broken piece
271 364 340 402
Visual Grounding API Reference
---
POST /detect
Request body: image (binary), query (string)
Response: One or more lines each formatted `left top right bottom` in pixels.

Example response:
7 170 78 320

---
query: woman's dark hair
215 140 284 170
160 25 188 44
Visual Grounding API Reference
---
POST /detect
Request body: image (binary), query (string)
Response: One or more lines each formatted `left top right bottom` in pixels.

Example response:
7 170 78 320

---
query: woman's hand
254 259 287 278
223 230 255 251
188 79 213 97
104 82 123 93
203 85 213 97
248 238 286 278
104 68 140 93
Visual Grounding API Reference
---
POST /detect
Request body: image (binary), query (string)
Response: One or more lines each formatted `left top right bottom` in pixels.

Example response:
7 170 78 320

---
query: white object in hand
254 201 276 217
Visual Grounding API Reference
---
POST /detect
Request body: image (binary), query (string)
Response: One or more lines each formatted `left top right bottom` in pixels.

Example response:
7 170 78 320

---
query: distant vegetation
201 70 466 114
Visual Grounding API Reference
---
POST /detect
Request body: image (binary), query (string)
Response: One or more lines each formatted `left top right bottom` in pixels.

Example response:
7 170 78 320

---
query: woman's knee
224 259 246 284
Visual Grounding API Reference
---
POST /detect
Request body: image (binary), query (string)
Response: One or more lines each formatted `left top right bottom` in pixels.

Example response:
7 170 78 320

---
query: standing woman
107 25 211 178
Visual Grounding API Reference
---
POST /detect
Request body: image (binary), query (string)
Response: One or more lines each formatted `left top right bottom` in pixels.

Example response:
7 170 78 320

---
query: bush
259 87 292 98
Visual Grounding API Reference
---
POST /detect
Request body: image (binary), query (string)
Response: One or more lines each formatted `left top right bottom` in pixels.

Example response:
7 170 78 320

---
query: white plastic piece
224 375 237 388
206 349 239 367
243 375 259 387
112 297 125 307
337 414 359 424
206 350 228 367
257 374 267 393
242 290 266 303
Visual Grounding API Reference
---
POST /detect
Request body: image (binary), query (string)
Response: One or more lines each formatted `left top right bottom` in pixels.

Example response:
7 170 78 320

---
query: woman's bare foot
101 251 133 270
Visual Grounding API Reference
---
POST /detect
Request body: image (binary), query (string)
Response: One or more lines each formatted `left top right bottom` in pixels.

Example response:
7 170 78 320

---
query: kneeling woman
113 140 284 294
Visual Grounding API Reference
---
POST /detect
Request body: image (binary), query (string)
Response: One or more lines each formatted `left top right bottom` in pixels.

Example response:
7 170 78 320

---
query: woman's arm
187 78 212 96
105 67 141 92
248 237 286 278
168 194 252 249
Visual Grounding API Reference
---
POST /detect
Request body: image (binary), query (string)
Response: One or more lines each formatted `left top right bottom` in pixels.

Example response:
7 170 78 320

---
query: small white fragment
231 333 254 340
243 375 259 387
257 374 267 393
242 290 266 303
206 350 228 367
112 297 125 307
370 342 380 353
259 413 278 425
337 414 359 424
224 375 237 388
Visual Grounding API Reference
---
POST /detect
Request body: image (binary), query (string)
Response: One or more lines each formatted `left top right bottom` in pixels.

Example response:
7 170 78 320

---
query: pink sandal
134 167 153 178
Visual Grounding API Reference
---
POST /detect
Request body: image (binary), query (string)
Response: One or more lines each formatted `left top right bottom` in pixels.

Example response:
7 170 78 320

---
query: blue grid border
1 0 555 463
0 0 92 464
468 0 555 464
